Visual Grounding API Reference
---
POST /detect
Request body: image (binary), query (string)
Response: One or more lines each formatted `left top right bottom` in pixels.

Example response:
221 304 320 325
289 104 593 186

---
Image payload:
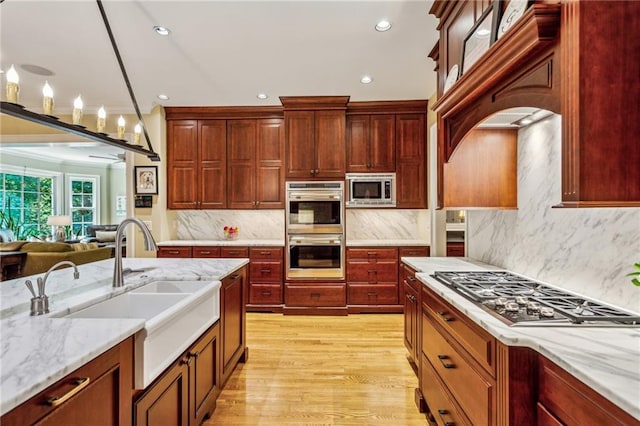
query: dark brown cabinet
220 270 247 387
247 247 283 311
134 323 220 426
396 114 426 208
446 242 465 257
401 263 420 367
346 114 395 172
227 119 285 209
1 337 134 426
167 120 227 209
346 248 399 310
281 96 349 179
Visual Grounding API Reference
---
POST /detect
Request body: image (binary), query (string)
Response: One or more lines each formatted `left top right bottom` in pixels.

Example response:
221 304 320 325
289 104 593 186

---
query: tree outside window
69 176 98 237
0 171 54 239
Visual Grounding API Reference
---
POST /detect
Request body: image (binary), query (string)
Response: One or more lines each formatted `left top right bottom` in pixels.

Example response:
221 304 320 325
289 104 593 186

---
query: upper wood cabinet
281 96 349 179
227 118 285 209
346 114 395 172
430 0 640 207
167 120 227 209
396 114 427 208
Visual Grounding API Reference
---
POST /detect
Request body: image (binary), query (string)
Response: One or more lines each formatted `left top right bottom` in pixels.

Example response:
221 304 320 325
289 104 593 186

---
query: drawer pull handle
367 292 377 297
260 269 272 273
47 377 91 406
261 291 272 296
407 276 416 282
437 311 453 322
438 355 455 369
310 292 321 298
367 252 378 256
407 294 416 303
437 409 455 426
260 251 271 255
230 274 240 280
168 250 180 255
200 251 211 255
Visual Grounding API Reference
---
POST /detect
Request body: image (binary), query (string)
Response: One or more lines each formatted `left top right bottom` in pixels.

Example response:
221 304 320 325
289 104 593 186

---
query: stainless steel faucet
113 217 157 288
25 260 79 316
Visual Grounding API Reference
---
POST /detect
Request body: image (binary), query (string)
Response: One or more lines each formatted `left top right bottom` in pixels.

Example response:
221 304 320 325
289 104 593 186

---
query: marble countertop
402 257 640 420
158 239 430 247
158 239 284 247
0 257 248 416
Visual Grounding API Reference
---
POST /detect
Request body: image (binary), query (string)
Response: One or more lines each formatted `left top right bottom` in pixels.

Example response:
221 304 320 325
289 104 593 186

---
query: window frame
66 173 101 237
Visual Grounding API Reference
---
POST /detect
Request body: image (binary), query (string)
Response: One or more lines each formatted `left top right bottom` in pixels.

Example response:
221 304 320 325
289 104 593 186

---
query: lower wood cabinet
134 323 220 426
220 269 247 387
401 263 420 367
247 247 283 312
446 241 465 256
283 283 348 315
1 337 134 426
157 246 193 258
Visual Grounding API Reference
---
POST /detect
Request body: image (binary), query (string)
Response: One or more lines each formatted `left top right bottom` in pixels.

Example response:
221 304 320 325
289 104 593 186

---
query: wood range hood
430 0 640 209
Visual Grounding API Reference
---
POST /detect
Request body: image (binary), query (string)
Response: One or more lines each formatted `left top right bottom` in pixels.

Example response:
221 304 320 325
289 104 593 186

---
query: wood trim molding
165 106 284 120
346 100 428 115
432 3 560 118
279 96 350 110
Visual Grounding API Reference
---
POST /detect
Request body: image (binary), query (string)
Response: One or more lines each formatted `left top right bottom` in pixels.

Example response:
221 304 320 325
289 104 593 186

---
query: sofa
0 241 112 277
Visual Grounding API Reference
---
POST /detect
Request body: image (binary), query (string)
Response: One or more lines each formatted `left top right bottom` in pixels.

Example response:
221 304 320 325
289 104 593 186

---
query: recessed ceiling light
375 20 392 32
360 76 373 84
157 94 169 100
256 93 268 100
153 26 171 36
20 64 55 76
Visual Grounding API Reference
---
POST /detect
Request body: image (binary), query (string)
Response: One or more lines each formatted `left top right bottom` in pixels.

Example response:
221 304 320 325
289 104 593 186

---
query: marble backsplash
467 115 640 312
346 209 430 242
177 210 284 240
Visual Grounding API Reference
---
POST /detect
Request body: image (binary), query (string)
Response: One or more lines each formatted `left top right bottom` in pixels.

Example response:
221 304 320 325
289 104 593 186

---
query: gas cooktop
432 271 640 327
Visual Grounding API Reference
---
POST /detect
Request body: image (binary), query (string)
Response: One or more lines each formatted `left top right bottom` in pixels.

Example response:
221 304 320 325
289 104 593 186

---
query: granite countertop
0 257 248 416
158 239 284 247
401 257 640 420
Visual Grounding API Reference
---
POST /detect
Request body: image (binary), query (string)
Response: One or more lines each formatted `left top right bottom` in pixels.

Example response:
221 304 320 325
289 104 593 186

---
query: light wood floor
205 313 427 426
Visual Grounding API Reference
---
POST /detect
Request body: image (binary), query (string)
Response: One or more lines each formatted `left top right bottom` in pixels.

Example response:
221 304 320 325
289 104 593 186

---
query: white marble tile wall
177 210 284 240
467 115 640 312
346 209 430 242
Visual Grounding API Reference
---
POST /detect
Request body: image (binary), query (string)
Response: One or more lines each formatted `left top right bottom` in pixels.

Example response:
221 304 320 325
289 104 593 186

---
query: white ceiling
0 0 439 113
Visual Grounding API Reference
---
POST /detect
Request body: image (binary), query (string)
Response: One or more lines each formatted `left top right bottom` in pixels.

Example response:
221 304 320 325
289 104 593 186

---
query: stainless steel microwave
345 173 396 207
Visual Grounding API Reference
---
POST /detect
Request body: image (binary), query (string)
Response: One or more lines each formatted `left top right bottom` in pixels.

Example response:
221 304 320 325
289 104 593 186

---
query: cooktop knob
505 301 520 313
539 306 555 318
495 297 509 307
515 296 528 305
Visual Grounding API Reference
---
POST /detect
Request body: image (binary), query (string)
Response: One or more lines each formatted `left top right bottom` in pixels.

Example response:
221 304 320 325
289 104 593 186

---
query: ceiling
0 1 542 164
0 0 439 113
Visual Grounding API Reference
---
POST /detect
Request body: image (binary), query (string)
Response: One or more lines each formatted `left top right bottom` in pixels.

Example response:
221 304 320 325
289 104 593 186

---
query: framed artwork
135 166 158 195
460 2 501 75
497 0 533 40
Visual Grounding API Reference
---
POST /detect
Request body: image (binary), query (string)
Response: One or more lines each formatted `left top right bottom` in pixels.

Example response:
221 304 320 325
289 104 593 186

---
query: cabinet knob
437 354 455 369
310 169 315 175
437 409 455 426
315 169 319 174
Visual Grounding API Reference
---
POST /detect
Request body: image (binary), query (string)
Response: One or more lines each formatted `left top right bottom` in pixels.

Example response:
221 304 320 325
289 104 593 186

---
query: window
0 166 61 239
68 175 100 237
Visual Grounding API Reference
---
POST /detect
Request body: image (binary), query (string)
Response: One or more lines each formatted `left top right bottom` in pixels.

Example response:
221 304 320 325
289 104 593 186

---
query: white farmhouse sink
63 280 221 389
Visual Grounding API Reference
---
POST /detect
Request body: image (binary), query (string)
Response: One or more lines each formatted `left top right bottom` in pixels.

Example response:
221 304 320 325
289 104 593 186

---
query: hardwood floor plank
206 313 427 425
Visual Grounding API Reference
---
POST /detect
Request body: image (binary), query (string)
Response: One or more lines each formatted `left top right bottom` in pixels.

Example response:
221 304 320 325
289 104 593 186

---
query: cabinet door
315 110 346 178
346 115 371 172
1 338 133 426
403 281 418 362
167 120 199 209
189 323 220 426
134 361 189 426
369 114 396 172
256 119 285 209
220 270 246 386
285 111 316 178
199 120 227 209
227 120 257 209
396 114 426 208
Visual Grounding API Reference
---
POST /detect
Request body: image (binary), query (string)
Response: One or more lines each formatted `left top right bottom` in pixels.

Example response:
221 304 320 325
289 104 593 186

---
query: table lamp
47 215 72 242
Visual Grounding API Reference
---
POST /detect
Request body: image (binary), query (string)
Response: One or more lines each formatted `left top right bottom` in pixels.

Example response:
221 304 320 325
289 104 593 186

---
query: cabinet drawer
346 248 398 261
348 284 398 305
193 246 221 258
422 286 495 375
249 261 283 282
399 246 430 257
157 246 192 258
249 283 283 304
537 355 638 426
347 261 397 283
400 263 420 293
249 247 283 259
421 353 470 426
446 242 465 257
422 311 494 426
220 247 249 258
285 284 346 307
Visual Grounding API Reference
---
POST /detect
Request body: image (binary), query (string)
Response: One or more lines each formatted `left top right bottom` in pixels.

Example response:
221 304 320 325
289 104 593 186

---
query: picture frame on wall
135 166 158 195
460 2 502 75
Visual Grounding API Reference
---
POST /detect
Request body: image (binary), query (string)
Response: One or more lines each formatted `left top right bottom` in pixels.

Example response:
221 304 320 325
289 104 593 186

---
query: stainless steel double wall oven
286 181 344 280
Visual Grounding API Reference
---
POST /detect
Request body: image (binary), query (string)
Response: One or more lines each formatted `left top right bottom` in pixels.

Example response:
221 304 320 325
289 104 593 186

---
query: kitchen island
402 257 640 424
0 256 248 421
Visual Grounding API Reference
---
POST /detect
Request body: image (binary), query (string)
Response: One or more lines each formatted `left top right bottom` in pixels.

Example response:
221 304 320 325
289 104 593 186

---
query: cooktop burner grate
432 271 640 326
